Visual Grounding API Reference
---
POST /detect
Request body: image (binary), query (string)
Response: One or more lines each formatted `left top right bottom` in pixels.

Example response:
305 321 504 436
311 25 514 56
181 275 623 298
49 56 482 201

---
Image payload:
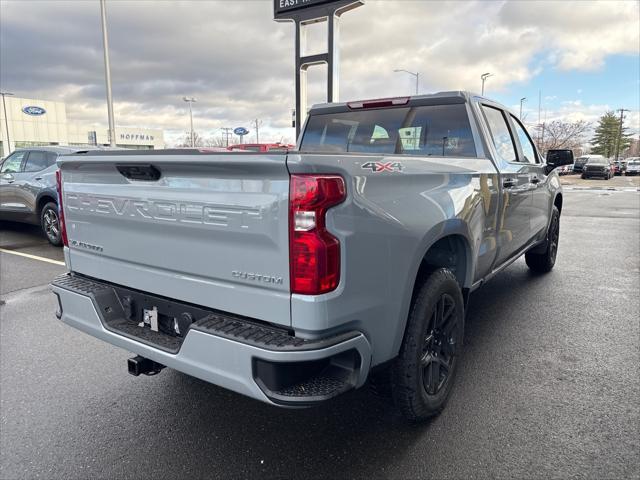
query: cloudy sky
1 0 638 146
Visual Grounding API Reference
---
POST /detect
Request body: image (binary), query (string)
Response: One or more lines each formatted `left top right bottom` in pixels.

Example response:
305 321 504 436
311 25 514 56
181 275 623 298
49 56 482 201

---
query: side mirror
545 149 574 174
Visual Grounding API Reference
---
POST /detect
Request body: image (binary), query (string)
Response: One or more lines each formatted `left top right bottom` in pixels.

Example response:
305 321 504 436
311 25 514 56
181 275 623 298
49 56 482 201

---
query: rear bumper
51 274 371 407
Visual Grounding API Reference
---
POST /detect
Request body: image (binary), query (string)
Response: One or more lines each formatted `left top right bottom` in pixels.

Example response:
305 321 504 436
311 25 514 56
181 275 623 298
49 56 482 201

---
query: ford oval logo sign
22 106 47 116
234 127 249 136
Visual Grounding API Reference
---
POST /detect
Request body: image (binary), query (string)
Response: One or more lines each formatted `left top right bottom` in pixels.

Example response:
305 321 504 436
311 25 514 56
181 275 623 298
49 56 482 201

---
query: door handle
503 179 516 188
531 177 541 184
34 176 43 181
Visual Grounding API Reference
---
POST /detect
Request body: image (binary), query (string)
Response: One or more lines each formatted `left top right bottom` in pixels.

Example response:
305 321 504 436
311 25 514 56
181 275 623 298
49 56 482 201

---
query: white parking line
0 248 65 266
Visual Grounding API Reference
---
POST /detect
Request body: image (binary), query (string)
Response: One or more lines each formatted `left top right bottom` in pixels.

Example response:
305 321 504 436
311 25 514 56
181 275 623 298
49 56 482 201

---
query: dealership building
0 95 164 157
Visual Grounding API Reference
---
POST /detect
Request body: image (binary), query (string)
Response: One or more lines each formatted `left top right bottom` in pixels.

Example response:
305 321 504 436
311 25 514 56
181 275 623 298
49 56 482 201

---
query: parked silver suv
0 146 94 245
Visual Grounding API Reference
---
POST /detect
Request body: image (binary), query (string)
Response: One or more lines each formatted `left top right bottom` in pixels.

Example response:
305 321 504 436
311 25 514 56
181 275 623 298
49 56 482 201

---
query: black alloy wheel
391 268 464 422
421 293 458 395
548 210 560 264
525 205 560 273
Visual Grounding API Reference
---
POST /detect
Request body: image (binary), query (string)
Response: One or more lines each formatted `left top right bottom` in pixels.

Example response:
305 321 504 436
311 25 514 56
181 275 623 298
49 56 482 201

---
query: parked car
227 143 294 153
581 157 614 180
613 161 625 175
0 146 97 245
558 164 573 175
626 158 640 175
51 92 572 422
573 155 605 173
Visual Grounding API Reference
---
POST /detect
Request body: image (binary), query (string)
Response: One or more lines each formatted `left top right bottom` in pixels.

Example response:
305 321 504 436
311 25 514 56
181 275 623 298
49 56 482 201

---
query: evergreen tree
591 111 632 158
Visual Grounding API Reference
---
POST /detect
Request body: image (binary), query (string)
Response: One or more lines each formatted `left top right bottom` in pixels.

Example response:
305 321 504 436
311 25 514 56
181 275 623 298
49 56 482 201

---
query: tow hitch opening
127 355 165 376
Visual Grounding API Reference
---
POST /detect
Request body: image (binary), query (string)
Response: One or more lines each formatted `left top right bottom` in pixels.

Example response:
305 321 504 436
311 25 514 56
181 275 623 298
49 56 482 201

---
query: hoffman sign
120 133 155 142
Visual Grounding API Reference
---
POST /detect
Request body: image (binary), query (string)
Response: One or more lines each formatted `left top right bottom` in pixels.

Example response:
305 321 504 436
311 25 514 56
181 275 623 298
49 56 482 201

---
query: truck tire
525 206 560 273
391 268 464 422
41 202 62 246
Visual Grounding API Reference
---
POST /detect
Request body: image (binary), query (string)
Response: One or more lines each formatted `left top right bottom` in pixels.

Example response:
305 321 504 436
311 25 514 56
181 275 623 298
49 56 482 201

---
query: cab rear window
301 104 477 157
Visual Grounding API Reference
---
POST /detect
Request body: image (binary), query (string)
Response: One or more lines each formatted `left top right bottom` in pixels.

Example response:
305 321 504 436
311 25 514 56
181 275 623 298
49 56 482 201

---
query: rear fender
391 219 474 357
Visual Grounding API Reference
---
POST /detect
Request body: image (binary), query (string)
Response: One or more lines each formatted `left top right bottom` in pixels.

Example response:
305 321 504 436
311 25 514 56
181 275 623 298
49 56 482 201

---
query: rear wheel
41 202 62 246
391 269 464 422
526 206 560 273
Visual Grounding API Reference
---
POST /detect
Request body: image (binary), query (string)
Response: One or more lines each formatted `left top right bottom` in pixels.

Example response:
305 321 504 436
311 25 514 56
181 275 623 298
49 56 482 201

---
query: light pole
614 108 630 161
0 92 14 156
481 73 492 96
519 97 526 119
100 0 116 147
183 97 196 147
221 127 232 147
393 69 419 95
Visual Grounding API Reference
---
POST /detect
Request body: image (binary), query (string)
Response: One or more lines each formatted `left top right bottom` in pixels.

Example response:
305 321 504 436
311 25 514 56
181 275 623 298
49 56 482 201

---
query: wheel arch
391 221 475 358
553 192 563 215
36 191 58 216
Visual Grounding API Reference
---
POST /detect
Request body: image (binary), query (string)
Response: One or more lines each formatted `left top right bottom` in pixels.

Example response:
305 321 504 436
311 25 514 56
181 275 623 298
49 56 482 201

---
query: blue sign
234 127 249 136
22 105 46 116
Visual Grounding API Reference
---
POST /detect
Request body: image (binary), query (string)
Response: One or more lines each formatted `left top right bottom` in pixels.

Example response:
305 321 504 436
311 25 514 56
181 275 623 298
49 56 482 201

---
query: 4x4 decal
361 161 404 173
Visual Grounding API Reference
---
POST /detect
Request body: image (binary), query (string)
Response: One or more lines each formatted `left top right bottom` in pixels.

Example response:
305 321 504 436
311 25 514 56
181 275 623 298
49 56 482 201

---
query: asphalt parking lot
560 172 640 190
1 189 639 479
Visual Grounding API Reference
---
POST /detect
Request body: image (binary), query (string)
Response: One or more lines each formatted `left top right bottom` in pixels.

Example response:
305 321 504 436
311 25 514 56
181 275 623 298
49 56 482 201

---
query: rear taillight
55 170 68 247
290 175 346 295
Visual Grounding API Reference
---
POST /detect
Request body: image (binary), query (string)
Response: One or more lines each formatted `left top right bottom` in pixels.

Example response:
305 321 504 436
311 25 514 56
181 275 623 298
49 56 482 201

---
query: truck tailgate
58 153 291 327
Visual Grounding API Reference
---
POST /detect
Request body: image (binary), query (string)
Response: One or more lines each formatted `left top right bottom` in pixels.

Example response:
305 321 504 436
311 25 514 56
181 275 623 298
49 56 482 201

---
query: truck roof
308 91 490 114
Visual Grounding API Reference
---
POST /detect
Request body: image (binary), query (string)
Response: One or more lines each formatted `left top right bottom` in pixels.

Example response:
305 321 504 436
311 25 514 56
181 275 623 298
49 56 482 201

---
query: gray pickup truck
51 92 573 421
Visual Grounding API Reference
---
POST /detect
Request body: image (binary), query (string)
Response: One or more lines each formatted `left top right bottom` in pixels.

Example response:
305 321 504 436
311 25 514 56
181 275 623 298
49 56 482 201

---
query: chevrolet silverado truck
51 92 573 421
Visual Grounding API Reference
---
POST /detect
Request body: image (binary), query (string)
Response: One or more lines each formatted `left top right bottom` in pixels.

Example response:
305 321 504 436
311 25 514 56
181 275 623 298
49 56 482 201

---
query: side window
511 116 538 164
403 104 477 157
46 152 58 167
23 151 52 172
0 151 27 173
481 106 517 163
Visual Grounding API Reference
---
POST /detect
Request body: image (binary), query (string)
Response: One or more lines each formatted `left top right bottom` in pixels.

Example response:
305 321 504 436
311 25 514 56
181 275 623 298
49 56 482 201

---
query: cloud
521 100 640 143
497 0 639 71
0 0 637 145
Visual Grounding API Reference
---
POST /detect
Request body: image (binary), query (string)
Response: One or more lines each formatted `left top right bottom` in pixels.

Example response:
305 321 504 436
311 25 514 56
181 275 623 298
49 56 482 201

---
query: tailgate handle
116 164 161 181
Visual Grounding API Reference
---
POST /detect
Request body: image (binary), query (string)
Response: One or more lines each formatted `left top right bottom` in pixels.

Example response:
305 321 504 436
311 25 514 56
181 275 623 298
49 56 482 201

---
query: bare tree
534 120 591 155
176 132 205 148
203 135 229 148
624 137 640 157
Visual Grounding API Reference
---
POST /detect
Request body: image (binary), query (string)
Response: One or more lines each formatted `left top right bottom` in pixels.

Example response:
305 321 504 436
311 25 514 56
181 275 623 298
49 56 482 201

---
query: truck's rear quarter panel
288 153 500 364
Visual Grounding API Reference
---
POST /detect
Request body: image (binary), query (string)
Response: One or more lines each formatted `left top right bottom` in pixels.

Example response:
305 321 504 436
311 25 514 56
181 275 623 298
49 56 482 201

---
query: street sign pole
274 0 364 140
